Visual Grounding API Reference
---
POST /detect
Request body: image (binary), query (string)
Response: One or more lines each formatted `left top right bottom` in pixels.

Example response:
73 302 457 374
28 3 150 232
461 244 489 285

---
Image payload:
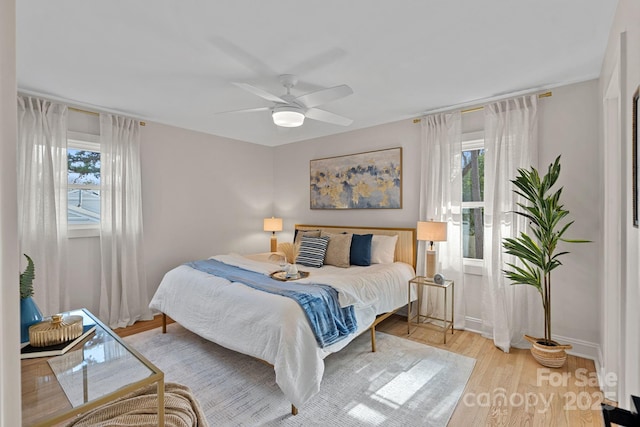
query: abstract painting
310 147 402 209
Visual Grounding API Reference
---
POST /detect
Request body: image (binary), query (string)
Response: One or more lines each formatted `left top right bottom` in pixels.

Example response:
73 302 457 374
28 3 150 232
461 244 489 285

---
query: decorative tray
270 271 309 281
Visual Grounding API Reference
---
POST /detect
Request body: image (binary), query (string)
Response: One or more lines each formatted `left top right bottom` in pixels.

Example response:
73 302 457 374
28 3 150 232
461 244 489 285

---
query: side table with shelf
407 276 454 343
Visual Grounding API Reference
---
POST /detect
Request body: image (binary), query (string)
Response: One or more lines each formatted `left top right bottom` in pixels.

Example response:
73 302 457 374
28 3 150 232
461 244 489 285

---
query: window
462 132 484 260
67 132 100 237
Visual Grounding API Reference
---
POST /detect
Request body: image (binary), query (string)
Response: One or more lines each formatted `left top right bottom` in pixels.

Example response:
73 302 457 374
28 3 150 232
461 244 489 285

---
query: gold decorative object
28 314 83 347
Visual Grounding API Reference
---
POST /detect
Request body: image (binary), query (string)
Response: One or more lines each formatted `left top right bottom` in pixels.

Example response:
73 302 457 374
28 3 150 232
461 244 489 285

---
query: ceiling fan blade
305 108 353 126
208 36 275 76
288 47 347 77
295 84 353 108
216 106 270 115
233 82 287 104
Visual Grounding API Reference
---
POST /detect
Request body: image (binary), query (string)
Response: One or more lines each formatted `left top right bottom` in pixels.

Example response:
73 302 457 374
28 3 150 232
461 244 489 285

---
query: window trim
68 131 99 146
462 131 484 149
463 258 483 276
462 131 485 273
67 131 101 239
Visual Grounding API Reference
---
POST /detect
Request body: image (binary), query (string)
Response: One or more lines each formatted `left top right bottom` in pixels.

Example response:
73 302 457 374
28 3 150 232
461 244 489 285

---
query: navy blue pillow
350 234 373 266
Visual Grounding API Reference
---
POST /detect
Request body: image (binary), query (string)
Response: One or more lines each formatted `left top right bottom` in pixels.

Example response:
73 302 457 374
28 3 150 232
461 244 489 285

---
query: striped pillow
297 235 330 268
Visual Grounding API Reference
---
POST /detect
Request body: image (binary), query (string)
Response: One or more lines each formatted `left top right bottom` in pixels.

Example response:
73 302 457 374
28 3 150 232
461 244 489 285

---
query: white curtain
481 95 542 352
17 96 69 316
99 114 152 328
419 112 465 329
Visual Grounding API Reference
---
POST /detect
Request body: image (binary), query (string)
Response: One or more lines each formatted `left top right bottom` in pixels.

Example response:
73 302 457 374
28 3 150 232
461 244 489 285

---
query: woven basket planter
525 335 573 368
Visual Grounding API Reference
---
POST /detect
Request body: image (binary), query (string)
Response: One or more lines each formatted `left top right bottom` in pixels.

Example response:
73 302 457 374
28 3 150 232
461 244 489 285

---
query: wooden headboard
295 224 416 269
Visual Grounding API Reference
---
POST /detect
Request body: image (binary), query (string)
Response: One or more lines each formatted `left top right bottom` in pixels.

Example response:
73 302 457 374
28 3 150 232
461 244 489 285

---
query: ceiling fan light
272 106 305 127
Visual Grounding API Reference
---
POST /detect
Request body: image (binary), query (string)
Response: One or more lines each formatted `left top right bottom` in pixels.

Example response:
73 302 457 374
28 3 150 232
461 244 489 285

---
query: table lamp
263 217 283 252
417 220 447 279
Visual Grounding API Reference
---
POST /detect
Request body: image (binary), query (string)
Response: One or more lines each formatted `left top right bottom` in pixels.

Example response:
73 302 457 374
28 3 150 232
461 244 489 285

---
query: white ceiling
17 1 618 147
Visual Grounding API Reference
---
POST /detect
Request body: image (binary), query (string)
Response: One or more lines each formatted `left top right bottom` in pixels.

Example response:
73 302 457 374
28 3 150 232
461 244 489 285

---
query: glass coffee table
21 308 164 426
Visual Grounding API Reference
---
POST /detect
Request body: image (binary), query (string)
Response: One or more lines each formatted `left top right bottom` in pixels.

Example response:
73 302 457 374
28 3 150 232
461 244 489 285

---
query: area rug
123 324 475 426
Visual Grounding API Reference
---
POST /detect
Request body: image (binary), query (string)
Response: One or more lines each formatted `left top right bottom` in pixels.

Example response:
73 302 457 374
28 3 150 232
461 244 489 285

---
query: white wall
599 0 640 409
272 119 422 242
0 0 21 424
66 116 275 315
140 122 274 297
538 80 601 347
273 80 602 354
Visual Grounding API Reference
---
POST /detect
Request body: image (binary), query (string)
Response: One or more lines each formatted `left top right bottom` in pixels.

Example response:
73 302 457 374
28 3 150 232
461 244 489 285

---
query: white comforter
149 253 415 408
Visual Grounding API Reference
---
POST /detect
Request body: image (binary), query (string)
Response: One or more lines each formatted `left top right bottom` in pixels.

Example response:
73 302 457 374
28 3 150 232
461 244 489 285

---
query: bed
149 224 417 414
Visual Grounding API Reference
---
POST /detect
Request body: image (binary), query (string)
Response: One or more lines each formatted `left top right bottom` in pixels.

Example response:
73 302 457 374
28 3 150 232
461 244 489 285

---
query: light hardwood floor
377 315 605 426
116 314 606 426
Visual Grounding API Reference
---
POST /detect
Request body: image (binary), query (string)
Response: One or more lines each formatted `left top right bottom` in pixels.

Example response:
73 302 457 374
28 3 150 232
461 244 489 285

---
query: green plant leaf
19 254 35 300
503 261 542 286
560 238 591 243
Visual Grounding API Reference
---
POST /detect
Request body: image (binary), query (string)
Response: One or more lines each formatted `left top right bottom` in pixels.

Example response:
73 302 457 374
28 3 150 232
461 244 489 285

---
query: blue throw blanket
186 259 357 348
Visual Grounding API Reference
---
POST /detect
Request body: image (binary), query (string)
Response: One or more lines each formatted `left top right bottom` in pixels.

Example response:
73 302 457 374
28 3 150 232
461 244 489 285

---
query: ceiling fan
222 74 354 128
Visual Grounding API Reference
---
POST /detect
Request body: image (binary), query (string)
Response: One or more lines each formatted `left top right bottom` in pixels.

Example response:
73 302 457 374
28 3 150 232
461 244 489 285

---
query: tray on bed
270 271 310 281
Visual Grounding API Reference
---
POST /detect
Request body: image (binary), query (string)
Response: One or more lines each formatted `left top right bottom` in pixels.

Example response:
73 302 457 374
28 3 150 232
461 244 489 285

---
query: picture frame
634 86 639 228
310 147 402 209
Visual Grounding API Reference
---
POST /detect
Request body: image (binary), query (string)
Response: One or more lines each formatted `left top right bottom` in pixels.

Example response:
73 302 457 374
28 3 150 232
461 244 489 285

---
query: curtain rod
412 91 552 123
68 106 146 126
19 90 148 126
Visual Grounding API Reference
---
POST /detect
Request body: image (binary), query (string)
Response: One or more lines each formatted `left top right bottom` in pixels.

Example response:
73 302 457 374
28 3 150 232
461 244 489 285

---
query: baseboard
463 316 484 334
462 316 602 364
552 333 600 362
596 346 606 393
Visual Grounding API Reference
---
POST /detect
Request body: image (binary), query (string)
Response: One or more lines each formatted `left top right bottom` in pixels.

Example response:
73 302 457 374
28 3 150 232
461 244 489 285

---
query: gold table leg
444 285 447 344
407 281 411 334
157 376 165 426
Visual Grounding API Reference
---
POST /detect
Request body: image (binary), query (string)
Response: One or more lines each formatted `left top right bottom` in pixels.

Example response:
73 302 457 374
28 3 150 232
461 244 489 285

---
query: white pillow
370 234 398 264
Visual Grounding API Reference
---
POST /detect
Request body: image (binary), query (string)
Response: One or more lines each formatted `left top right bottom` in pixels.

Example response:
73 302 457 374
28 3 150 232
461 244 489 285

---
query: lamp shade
417 221 447 242
263 217 283 232
272 106 305 127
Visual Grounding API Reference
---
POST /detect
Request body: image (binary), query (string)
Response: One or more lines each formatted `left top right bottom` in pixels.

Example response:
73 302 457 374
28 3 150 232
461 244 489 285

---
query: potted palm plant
502 156 588 368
